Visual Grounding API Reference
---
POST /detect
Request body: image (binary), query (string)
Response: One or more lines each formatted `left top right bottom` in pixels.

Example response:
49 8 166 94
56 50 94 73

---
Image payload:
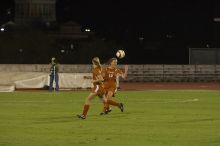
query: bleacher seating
125 65 220 82
0 64 220 85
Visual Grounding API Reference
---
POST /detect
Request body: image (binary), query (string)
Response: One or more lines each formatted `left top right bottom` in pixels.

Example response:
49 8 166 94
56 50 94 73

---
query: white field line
0 98 199 104
147 90 219 92
135 98 199 103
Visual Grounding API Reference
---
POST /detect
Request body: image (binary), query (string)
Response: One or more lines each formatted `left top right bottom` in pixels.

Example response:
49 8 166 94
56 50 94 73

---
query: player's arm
101 68 106 80
119 65 128 79
84 76 92 79
92 74 104 83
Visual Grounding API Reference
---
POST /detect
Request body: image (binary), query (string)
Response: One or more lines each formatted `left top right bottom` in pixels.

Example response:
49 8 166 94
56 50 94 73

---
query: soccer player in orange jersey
77 57 124 119
101 57 128 115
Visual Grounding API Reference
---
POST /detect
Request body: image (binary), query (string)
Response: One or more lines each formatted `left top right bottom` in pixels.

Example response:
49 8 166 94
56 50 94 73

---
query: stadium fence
0 64 219 91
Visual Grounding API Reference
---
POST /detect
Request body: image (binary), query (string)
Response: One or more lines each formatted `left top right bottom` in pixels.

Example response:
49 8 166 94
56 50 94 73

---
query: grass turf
0 90 220 146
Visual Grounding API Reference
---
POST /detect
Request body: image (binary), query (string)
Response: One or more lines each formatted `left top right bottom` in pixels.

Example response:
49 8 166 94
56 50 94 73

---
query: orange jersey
92 67 103 86
91 67 105 96
102 67 124 92
102 67 124 82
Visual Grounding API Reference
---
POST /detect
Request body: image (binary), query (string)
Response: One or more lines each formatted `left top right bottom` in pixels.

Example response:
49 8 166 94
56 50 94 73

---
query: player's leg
100 90 112 115
77 85 100 119
99 94 110 115
49 74 54 91
55 73 59 91
101 90 124 114
105 90 114 112
108 89 124 112
77 92 96 119
106 92 124 112
107 89 118 111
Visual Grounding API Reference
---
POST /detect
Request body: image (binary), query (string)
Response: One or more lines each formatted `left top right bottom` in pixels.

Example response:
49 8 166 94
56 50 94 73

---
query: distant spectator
49 57 59 91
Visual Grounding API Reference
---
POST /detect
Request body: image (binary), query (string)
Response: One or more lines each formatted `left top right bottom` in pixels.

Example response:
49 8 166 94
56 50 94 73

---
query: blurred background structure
14 0 56 24
1 0 220 91
0 0 220 64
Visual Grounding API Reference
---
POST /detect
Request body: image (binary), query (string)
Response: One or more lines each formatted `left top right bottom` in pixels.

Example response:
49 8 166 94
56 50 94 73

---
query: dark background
1 0 220 64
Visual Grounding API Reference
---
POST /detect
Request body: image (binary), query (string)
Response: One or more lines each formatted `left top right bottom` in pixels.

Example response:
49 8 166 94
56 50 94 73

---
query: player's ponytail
107 58 117 65
92 57 101 68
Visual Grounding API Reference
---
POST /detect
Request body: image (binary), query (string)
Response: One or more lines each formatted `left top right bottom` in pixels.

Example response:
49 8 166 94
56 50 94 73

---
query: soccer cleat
106 108 112 113
100 112 108 115
100 108 112 115
77 114 86 119
119 103 124 112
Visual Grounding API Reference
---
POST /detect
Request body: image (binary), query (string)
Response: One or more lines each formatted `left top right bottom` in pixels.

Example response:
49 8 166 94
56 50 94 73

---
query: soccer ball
116 49 125 59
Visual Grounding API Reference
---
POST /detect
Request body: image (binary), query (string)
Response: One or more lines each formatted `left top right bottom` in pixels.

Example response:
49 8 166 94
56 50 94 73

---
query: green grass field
0 90 220 146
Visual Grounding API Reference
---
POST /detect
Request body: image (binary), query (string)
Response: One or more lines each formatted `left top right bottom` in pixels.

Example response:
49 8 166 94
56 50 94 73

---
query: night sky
1 0 220 64
1 0 218 39
58 0 216 39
